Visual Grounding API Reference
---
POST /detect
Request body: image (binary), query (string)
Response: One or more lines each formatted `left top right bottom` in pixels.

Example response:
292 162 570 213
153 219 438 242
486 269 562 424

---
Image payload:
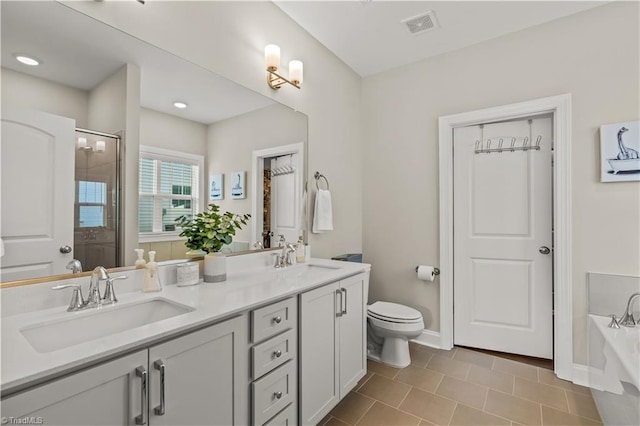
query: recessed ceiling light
173 101 188 109
15 54 40 66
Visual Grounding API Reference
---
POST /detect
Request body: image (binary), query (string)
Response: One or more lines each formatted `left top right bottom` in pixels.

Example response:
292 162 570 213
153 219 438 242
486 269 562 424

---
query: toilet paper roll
417 265 436 282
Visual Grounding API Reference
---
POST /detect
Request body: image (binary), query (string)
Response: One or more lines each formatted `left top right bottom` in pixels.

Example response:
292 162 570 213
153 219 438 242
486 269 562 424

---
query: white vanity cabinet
1 350 148 426
1 315 247 426
249 297 298 426
299 272 369 425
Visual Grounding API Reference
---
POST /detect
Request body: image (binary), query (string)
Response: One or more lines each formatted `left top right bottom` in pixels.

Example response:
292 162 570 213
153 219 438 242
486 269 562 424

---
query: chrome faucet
86 266 109 308
271 243 296 268
619 292 640 327
52 266 127 312
66 259 83 274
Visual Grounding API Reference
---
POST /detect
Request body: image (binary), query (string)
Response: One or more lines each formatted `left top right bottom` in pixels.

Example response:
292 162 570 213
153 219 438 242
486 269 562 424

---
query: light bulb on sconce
265 44 303 90
77 137 89 150
77 137 106 153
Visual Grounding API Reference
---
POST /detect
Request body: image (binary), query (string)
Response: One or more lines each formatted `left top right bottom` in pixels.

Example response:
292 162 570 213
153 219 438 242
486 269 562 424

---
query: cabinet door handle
273 315 282 324
135 366 147 425
154 360 166 416
273 350 282 358
274 391 283 399
336 289 343 317
341 288 347 315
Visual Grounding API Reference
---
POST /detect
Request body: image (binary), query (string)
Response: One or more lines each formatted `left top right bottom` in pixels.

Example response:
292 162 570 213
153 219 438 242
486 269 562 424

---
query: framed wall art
230 171 246 199
210 173 224 200
600 120 640 182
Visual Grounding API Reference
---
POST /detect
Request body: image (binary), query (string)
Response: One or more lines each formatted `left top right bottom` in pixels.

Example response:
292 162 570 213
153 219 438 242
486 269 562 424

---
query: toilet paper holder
415 266 440 275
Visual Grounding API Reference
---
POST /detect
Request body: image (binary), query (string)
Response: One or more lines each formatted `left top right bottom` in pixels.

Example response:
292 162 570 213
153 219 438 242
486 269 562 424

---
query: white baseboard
572 364 591 388
411 329 441 349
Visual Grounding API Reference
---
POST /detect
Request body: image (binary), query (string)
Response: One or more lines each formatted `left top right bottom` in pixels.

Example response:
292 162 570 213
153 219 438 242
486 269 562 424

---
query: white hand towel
312 189 333 233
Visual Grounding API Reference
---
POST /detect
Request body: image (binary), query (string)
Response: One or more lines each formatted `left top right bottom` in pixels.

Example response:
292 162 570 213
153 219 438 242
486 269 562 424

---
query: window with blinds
78 181 107 228
139 146 203 240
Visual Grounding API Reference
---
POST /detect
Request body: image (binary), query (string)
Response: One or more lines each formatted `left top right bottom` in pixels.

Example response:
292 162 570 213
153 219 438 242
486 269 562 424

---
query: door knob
539 246 551 255
59 245 73 254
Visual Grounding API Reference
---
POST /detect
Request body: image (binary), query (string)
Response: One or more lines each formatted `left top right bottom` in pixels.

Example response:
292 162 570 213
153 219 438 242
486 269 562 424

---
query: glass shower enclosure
73 129 121 271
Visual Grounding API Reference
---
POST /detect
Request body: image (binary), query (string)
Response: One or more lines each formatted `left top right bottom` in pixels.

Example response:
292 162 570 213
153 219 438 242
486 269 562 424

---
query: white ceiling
1 1 274 124
275 1 608 77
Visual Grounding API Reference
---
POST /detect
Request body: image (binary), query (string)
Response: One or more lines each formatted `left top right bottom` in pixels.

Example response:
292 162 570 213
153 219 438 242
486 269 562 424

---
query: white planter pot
204 252 227 283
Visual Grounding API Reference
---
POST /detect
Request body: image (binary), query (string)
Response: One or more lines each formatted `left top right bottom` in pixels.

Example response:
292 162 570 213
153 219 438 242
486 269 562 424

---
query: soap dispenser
296 235 305 263
134 249 146 269
142 251 162 292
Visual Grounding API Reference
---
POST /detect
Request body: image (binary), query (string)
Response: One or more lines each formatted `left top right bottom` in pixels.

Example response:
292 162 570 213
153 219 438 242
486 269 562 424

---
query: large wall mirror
0 1 308 284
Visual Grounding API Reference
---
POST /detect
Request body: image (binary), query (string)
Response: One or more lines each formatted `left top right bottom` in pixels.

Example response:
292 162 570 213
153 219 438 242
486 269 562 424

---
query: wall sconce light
265 44 303 90
77 137 105 153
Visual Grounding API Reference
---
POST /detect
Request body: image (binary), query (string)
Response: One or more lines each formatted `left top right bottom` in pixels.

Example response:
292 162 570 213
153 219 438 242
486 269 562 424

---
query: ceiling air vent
401 11 439 35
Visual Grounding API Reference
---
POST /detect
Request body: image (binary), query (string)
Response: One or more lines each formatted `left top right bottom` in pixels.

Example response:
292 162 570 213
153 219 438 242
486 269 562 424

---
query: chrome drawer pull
135 366 147 425
154 360 166 416
273 316 282 324
273 350 282 358
341 288 347 315
274 391 283 399
336 289 343 317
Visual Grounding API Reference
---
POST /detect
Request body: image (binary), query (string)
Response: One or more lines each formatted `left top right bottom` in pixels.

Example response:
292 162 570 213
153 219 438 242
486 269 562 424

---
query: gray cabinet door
338 273 367 395
148 315 247 426
1 350 148 426
299 282 340 425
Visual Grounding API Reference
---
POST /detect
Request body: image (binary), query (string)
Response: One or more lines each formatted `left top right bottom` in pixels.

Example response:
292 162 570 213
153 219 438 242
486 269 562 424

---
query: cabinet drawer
252 329 297 380
252 360 297 426
264 402 296 426
252 297 296 343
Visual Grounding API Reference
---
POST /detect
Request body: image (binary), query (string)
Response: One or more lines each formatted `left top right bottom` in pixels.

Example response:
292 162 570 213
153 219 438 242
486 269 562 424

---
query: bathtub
588 314 640 425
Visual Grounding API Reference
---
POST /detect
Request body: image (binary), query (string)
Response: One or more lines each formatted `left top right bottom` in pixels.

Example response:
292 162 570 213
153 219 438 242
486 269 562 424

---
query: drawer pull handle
154 360 166 416
273 350 282 358
274 391 283 399
135 366 147 425
273 316 282 324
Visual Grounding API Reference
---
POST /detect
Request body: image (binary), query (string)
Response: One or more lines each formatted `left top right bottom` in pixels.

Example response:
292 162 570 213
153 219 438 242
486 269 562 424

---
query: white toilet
367 301 424 368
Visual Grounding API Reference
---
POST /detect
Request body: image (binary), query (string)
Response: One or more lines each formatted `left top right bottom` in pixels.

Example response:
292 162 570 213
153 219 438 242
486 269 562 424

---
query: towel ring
314 171 329 190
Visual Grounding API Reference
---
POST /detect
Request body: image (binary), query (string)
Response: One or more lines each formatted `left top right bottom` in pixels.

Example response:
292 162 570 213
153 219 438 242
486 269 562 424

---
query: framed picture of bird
600 120 640 182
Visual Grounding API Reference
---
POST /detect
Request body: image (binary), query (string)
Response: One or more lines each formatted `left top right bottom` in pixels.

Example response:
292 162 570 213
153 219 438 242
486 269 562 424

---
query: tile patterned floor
321 344 602 426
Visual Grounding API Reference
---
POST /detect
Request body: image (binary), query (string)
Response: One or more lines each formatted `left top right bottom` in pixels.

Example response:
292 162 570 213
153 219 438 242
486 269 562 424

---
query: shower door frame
438 94 573 382
75 128 122 268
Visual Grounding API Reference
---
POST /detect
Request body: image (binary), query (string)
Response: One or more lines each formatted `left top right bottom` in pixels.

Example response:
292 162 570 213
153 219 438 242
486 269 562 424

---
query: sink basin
20 298 194 353
276 263 341 279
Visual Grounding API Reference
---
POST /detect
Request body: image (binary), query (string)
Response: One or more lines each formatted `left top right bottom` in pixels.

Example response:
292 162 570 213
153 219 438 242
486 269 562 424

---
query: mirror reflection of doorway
263 154 299 248
74 129 121 272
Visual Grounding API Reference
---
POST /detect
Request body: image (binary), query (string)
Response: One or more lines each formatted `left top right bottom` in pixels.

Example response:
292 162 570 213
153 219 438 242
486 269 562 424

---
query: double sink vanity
1 253 370 426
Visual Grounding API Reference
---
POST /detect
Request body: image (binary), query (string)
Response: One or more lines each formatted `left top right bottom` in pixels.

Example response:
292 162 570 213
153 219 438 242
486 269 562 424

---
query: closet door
453 117 553 359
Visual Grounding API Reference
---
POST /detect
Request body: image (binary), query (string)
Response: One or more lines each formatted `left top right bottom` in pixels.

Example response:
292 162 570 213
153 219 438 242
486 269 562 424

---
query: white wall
1 67 89 127
207 103 307 244
63 0 363 260
87 64 141 266
362 2 640 365
140 107 207 157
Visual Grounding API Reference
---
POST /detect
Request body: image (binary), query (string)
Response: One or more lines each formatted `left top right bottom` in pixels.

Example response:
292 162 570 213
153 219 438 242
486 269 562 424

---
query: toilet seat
367 301 422 324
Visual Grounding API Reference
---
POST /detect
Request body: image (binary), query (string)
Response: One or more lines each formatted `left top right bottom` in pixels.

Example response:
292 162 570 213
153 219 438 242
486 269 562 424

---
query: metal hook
486 139 492 153
510 137 516 152
523 136 529 148
498 138 504 153
535 135 542 150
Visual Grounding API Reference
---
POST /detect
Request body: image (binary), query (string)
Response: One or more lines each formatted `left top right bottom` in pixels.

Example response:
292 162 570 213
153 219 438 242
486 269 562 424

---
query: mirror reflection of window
138 146 203 238
77 181 107 228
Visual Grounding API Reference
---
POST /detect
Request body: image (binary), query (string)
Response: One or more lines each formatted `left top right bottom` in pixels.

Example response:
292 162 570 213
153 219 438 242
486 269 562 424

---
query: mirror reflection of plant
175 204 250 254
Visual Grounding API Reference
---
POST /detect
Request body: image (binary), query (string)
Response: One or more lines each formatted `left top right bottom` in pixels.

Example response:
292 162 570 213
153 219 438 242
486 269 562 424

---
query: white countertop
1 259 370 394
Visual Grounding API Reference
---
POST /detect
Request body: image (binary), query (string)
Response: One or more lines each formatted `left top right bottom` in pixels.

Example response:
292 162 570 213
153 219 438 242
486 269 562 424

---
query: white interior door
1 106 75 281
270 154 300 246
453 116 553 359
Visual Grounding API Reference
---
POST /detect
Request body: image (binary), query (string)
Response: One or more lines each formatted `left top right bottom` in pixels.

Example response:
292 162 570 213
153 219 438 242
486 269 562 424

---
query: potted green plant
175 204 250 282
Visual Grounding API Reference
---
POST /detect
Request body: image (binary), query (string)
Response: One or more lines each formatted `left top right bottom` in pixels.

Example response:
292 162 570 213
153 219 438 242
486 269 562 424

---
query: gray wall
361 1 640 365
